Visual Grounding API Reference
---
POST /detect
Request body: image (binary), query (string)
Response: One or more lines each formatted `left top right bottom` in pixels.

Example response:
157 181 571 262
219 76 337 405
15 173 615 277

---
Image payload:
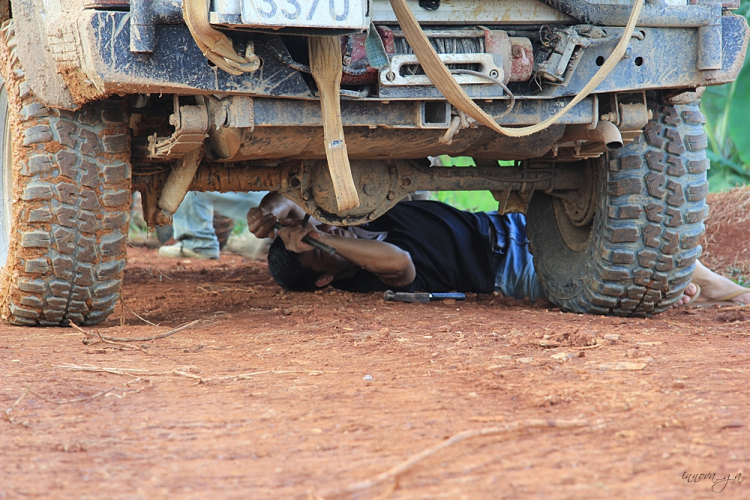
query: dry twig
318 418 589 499
4 386 115 424
468 416 507 423
3 389 30 424
198 285 258 294
57 364 150 376
663 320 703 331
121 299 159 326
70 323 148 352
58 364 207 383
73 320 199 345
237 369 325 379
25 386 116 405
57 364 328 385
715 304 749 312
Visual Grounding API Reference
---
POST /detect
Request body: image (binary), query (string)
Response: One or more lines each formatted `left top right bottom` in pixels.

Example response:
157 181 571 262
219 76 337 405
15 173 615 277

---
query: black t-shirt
331 201 505 294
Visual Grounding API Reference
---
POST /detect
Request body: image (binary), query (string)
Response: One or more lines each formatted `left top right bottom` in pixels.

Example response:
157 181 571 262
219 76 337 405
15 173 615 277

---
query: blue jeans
174 191 267 254
493 213 547 301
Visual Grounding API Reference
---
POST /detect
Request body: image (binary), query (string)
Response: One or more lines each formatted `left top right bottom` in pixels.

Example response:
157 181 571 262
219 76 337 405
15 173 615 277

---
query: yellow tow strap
309 36 361 211
183 0 260 75
388 0 645 137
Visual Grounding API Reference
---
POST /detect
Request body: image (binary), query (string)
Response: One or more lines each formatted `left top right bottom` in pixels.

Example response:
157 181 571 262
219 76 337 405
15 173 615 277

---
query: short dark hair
267 236 325 291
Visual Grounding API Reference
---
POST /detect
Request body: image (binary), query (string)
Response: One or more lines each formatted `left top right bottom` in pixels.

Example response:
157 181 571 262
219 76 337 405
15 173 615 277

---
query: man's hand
247 193 308 238
247 206 279 239
276 223 322 254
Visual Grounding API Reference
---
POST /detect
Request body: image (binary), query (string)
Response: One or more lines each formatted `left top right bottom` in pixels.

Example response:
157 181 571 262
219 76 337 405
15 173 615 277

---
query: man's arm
279 224 416 288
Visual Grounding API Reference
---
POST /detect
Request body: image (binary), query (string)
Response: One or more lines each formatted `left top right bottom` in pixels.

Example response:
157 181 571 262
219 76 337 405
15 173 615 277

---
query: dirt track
2 190 750 500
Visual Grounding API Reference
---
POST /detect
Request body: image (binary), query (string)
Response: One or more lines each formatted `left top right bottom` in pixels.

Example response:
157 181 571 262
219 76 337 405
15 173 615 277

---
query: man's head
267 237 325 291
267 226 355 291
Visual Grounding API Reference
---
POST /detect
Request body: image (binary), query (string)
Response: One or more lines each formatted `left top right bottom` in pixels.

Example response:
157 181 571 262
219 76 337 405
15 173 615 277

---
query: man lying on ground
247 193 750 308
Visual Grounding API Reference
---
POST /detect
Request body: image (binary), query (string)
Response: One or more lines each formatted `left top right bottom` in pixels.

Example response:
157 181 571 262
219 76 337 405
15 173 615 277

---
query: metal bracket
148 96 210 159
536 27 609 85
380 53 504 87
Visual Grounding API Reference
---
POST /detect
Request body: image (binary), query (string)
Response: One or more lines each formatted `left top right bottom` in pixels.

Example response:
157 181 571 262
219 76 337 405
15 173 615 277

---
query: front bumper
80 11 748 101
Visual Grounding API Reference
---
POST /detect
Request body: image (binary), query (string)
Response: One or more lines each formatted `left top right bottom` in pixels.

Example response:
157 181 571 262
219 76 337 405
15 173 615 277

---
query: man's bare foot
673 282 699 308
674 261 750 307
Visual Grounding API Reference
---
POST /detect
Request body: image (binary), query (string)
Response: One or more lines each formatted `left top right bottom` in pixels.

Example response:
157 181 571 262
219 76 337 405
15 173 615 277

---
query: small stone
626 347 641 359
534 394 562 407
571 329 597 347
671 380 685 389
538 339 561 348
516 357 534 364
597 361 647 371
550 352 569 361
720 420 744 429
363 374 373 381
604 334 620 341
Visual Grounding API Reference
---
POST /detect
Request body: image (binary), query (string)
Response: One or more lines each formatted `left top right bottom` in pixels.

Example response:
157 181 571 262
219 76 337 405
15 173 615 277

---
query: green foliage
428 156 502 212
701 0 750 191
727 265 750 288
232 217 249 236
429 190 500 212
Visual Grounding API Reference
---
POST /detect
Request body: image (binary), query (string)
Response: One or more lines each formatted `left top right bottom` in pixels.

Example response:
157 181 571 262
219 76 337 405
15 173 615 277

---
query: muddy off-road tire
0 21 131 326
527 100 708 316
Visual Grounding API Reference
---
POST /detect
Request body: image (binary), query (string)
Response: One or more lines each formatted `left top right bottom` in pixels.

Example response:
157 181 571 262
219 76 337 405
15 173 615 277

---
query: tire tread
0 19 130 326
529 98 707 316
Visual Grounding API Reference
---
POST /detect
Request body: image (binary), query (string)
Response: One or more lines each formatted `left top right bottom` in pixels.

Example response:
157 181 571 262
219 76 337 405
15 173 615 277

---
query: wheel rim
552 198 593 252
0 79 11 269
551 159 597 252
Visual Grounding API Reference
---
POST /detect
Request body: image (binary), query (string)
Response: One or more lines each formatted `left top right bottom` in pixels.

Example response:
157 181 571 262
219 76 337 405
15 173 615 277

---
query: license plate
241 0 368 30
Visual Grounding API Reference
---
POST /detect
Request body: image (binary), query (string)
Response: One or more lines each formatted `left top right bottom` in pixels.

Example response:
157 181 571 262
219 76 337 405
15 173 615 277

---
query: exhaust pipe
560 121 623 150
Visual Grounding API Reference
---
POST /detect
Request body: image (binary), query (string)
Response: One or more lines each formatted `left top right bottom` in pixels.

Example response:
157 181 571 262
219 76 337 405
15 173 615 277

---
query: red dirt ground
1 189 749 500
